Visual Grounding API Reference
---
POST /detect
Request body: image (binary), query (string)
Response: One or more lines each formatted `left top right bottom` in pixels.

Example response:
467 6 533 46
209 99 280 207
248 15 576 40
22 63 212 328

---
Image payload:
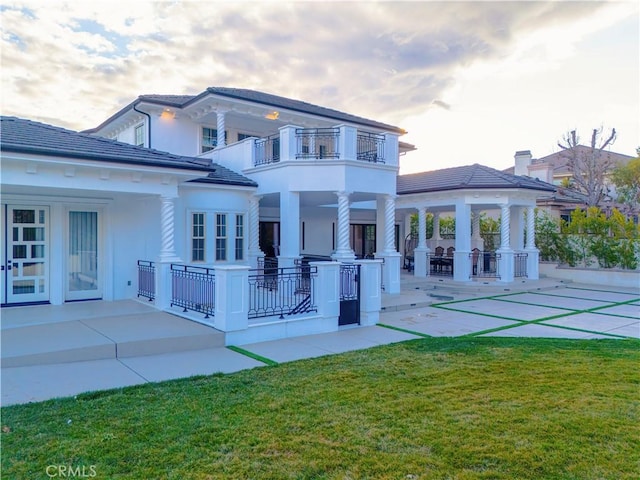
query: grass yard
2 337 639 479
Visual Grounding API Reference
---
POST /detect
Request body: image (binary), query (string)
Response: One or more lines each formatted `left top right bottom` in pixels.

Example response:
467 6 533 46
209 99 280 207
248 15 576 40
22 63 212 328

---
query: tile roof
1 117 257 187
397 163 556 195
88 87 407 135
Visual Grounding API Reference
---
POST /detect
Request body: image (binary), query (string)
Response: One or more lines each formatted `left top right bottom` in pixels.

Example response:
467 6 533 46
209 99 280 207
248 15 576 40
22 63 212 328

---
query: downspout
133 104 151 148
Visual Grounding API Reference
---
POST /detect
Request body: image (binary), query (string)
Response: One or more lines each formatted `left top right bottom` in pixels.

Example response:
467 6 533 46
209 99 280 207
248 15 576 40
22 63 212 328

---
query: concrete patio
2 277 638 406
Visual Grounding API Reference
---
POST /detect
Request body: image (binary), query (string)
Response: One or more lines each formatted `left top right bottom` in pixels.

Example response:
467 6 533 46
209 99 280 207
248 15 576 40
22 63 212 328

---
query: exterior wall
539 263 640 289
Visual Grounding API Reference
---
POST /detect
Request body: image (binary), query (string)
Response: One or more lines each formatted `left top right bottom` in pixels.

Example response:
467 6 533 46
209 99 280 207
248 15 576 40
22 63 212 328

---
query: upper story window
134 124 145 147
237 133 253 141
201 127 227 153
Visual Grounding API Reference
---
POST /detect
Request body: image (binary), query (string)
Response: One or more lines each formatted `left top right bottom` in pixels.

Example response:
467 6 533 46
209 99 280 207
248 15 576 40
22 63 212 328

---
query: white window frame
201 127 227 153
235 214 244 261
215 213 227 261
191 212 206 263
134 124 145 147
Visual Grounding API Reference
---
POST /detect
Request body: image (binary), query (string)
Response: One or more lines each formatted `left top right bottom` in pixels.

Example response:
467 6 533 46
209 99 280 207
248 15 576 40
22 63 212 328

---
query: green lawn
2 337 639 479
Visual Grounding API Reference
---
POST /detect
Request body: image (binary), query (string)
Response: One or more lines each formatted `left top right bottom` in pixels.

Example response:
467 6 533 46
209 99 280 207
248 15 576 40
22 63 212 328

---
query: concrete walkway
2 282 638 407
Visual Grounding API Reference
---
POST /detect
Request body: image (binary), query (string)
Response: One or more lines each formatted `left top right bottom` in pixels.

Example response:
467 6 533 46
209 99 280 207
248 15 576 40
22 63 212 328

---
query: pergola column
497 204 515 282
453 201 471 281
433 212 441 242
413 206 430 277
332 191 355 262
525 206 539 279
248 195 264 269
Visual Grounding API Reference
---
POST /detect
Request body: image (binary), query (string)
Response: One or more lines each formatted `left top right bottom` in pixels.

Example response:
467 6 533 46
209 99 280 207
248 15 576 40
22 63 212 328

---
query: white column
216 109 227 148
384 194 396 253
511 206 525 251
248 195 264 269
214 265 250 334
497 204 514 283
471 211 484 251
375 194 401 293
156 195 181 310
159 195 180 262
453 202 471 281
433 213 441 242
413 206 430 278
332 191 355 262
525 206 540 279
355 259 384 326
279 191 301 269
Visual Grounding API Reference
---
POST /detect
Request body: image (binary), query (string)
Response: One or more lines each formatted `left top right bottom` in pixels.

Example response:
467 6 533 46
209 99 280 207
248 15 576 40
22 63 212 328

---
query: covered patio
396 164 556 283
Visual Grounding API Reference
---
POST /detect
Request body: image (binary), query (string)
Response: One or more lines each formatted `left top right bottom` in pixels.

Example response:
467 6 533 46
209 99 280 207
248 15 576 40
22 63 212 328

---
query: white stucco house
1 87 557 344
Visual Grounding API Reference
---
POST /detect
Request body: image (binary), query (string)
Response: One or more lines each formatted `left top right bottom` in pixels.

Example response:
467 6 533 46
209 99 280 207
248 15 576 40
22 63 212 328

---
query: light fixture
160 109 175 120
265 111 279 120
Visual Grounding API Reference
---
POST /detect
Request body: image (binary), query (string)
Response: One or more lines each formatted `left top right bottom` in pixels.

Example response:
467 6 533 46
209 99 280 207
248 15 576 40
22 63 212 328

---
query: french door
66 209 102 301
1 205 50 305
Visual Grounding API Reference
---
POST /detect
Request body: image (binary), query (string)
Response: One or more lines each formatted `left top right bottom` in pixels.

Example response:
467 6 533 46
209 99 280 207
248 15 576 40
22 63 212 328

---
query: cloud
0 0 630 133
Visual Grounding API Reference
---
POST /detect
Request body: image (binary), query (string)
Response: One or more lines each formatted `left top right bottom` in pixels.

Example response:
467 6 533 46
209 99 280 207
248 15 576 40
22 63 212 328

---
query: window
201 127 227 153
216 214 227 261
134 124 145 147
235 214 244 261
192 213 205 262
238 133 252 141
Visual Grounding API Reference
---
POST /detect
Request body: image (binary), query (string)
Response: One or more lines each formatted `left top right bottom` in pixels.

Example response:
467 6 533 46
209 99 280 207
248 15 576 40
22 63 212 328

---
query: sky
1 0 638 174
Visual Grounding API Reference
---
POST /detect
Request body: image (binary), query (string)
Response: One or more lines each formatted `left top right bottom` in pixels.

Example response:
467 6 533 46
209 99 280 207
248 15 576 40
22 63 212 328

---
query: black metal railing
248 265 317 319
514 253 528 278
254 134 280 166
469 252 500 279
295 128 339 159
357 131 385 163
137 260 155 301
428 253 454 277
170 264 215 318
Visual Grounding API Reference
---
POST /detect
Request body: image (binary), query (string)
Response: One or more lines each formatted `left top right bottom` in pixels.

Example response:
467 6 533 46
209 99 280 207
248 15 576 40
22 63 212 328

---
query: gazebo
396 164 556 283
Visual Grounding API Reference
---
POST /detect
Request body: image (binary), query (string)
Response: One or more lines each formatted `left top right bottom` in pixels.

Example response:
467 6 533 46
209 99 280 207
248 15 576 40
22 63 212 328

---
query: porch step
1 311 225 368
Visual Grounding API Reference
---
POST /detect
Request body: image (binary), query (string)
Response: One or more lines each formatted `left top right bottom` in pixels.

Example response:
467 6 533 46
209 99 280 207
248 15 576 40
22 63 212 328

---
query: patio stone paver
380 307 517 337
540 313 639 338
480 323 614 339
498 292 610 311
434 298 569 321
543 287 640 303
592 303 640 319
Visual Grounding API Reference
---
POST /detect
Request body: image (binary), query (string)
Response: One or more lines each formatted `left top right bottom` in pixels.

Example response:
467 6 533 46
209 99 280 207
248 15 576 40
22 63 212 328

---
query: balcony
204 124 399 173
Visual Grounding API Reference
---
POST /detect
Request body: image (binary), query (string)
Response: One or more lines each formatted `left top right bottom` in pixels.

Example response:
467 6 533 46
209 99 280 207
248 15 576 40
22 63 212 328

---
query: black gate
339 264 360 326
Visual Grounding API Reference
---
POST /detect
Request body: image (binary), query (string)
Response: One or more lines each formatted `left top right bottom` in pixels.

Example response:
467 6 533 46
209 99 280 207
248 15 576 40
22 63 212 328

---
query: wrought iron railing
428 253 454 277
254 134 280 166
170 264 215 318
469 252 500 279
248 265 317 319
357 131 385 163
137 260 155 301
295 128 339 159
514 253 528 278
339 264 360 301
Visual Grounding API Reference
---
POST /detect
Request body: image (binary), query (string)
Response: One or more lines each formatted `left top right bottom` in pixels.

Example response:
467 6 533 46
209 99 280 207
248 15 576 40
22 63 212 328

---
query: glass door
1 205 50 304
66 210 102 301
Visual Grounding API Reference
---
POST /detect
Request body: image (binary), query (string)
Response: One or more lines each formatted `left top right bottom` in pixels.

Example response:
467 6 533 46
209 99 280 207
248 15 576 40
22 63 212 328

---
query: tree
557 127 617 207
610 149 640 215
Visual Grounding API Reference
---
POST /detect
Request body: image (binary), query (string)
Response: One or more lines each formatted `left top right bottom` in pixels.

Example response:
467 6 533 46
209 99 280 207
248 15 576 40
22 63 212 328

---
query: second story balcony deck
203 124 400 175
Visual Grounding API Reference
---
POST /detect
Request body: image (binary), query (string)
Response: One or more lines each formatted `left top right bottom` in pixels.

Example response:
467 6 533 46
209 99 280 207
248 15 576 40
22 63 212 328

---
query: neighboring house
506 148 634 220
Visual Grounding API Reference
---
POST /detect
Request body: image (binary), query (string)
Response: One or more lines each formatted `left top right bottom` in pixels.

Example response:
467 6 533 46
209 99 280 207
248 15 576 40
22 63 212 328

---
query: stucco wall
539 262 640 289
